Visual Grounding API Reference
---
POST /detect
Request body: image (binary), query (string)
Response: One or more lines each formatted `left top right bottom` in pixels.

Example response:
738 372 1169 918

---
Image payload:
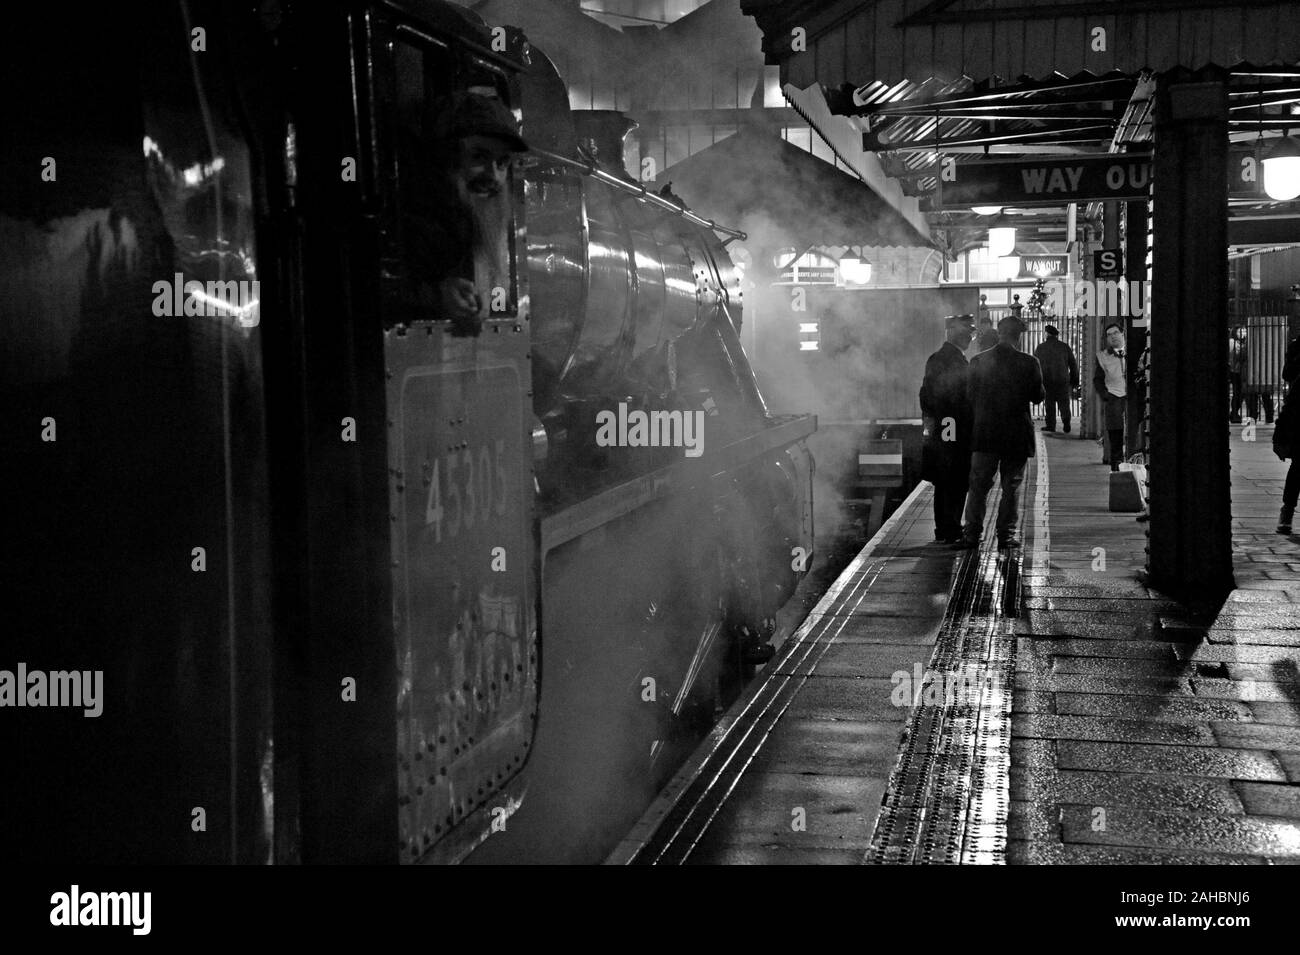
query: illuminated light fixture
988 226 1017 257
1262 135 1300 202
971 205 1003 216
998 251 1022 281
798 323 819 333
799 341 820 351
838 254 873 284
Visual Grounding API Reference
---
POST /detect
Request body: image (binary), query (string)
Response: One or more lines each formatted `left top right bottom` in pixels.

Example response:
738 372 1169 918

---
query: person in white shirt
1092 323 1127 472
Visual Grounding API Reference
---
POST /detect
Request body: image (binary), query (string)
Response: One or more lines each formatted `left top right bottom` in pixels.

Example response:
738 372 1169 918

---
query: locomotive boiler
0 0 814 866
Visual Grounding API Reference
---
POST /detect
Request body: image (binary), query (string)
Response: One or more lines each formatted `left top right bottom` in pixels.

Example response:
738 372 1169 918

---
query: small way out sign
935 149 1262 207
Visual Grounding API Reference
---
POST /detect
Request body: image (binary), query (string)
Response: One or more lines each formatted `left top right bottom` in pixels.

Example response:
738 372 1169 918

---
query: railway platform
609 425 1300 865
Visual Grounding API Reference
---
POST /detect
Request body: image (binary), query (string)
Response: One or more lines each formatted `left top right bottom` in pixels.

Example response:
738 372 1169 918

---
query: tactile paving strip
866 465 1033 864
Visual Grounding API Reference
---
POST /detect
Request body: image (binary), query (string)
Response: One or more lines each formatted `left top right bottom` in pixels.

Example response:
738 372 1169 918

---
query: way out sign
939 155 1151 206
936 149 1262 208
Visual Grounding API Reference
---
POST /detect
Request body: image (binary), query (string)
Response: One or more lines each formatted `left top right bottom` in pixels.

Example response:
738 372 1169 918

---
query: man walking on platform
920 314 976 543
1034 324 1079 433
959 314 1045 550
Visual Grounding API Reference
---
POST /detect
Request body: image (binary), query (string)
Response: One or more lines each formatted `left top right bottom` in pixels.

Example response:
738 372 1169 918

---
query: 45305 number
423 438 510 543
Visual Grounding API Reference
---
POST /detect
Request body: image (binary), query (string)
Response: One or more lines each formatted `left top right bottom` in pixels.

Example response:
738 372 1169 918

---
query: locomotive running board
539 414 817 554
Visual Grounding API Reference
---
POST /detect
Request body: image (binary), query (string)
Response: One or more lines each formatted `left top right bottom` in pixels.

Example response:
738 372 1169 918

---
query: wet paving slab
801 615 941 645
1221 661 1300 683
1054 693 1254 723
1249 702 1300 725
1012 713 1217 746
1058 804 1300 858
781 676 911 722
1207 630 1300 646
1200 609 1300 629
1189 678 1300 702
1013 689 1057 714
1012 767 1244 813
1015 672 1193 696
1022 597 1186 613
1054 740 1287 781
1212 722 1300 752
746 718 902 777
685 845 864 865
1030 656 1193 678
817 591 956 618
1234 781 1300 817
1282 753 1300 783
1014 613 1151 638
1021 584 1160 599
1018 637 1179 660
1175 644 1300 663
772 642 934 679
1007 840 1266 864
682 771 881 853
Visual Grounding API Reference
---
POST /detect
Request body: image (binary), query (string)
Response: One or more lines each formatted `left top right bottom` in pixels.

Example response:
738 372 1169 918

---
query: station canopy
653 125 936 249
741 0 1300 250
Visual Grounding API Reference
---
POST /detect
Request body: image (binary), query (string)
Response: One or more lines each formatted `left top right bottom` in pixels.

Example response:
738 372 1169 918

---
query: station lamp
971 205 1004 216
986 212 1017 257
1262 135 1300 202
988 225 1017 258
838 250 873 284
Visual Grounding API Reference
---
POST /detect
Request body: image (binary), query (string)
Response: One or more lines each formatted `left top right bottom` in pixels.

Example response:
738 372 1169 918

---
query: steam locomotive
1 0 813 864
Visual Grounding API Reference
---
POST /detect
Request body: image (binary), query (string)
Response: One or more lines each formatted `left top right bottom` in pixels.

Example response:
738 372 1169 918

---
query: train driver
422 91 528 336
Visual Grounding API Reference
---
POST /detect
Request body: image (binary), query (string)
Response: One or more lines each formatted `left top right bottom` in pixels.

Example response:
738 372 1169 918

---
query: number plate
390 359 536 860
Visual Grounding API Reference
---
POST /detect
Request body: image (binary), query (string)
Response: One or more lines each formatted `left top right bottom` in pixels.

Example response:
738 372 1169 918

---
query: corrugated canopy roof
743 0 1300 92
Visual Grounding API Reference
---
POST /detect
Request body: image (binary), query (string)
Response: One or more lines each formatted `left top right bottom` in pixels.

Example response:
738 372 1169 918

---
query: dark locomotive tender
1 0 813 863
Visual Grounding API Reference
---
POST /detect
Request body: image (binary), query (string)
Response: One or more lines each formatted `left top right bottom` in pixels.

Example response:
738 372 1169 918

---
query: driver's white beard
461 184 511 309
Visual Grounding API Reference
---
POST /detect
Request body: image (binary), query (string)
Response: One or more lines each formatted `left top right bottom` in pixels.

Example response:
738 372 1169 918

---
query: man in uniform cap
1033 324 1079 433
409 91 528 336
959 313 1045 550
920 314 976 542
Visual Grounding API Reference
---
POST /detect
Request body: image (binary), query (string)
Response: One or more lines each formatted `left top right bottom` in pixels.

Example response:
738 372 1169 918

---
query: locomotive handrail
529 147 747 241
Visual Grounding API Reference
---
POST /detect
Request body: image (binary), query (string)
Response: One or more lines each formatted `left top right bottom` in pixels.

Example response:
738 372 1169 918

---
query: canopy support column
1148 68 1233 608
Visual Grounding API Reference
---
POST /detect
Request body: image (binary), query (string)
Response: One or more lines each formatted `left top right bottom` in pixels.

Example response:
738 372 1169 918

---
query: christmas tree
1026 277 1049 319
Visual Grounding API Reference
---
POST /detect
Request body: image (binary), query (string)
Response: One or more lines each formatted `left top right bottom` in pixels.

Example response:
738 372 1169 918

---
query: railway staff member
1033 324 1079 433
959 314 1045 551
1093 323 1128 470
920 313 976 543
415 91 528 336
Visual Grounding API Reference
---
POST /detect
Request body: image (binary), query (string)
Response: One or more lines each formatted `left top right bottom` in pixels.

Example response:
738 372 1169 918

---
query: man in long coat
1033 324 1079 433
960 314 1045 550
920 314 976 542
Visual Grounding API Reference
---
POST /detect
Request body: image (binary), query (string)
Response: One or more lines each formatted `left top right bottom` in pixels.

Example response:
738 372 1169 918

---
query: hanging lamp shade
988 225 1017 257
1262 136 1300 202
